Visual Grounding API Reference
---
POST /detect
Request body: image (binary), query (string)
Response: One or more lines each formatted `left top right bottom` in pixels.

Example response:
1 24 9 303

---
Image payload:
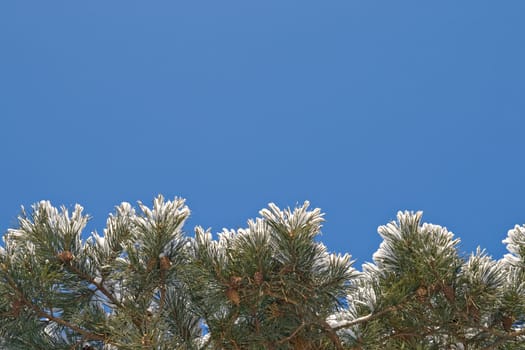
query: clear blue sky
1 1 524 266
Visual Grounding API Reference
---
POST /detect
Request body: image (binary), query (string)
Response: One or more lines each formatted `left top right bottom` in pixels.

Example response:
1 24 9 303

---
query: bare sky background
1 1 524 265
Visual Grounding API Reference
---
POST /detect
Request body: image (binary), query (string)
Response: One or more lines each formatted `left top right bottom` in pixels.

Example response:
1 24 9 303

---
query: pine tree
1 196 524 349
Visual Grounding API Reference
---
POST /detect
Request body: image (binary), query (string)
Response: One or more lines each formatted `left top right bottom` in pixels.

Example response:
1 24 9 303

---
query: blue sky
1 1 524 265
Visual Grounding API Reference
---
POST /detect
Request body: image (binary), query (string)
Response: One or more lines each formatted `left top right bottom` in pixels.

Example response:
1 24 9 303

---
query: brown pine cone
254 271 264 285
230 276 242 288
502 315 514 332
159 256 171 271
442 284 455 303
226 287 240 306
146 257 157 272
57 250 74 264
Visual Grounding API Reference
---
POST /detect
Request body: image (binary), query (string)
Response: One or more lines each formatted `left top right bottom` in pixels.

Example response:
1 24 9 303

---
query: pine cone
502 315 514 332
159 256 171 271
12 299 23 316
269 302 282 318
230 276 242 288
415 286 428 302
57 250 74 264
416 286 427 297
442 284 455 303
141 334 152 346
146 257 157 272
254 271 264 285
226 287 240 306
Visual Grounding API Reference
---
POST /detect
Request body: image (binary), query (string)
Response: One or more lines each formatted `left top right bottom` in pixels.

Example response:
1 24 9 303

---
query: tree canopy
1 196 524 349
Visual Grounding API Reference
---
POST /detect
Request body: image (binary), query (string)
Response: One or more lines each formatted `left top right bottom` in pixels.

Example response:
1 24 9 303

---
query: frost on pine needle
373 211 460 275
461 248 505 291
3 197 525 349
502 224 525 267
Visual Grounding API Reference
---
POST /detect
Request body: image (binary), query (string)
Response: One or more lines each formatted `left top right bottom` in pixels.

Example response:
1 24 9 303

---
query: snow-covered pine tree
186 201 356 349
1 196 524 349
330 211 525 349
0 196 200 349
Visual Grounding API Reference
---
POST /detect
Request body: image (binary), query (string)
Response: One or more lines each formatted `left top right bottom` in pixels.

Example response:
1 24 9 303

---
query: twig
321 320 345 350
480 328 525 350
332 305 399 331
277 322 306 344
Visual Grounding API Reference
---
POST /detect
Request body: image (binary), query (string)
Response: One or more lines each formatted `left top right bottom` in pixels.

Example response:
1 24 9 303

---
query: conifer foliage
0 196 524 349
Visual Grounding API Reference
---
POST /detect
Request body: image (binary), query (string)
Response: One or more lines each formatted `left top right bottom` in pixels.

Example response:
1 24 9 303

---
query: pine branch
320 320 345 350
332 305 400 331
5 272 106 343
64 260 123 310
479 326 525 350
276 322 306 345
61 258 145 332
